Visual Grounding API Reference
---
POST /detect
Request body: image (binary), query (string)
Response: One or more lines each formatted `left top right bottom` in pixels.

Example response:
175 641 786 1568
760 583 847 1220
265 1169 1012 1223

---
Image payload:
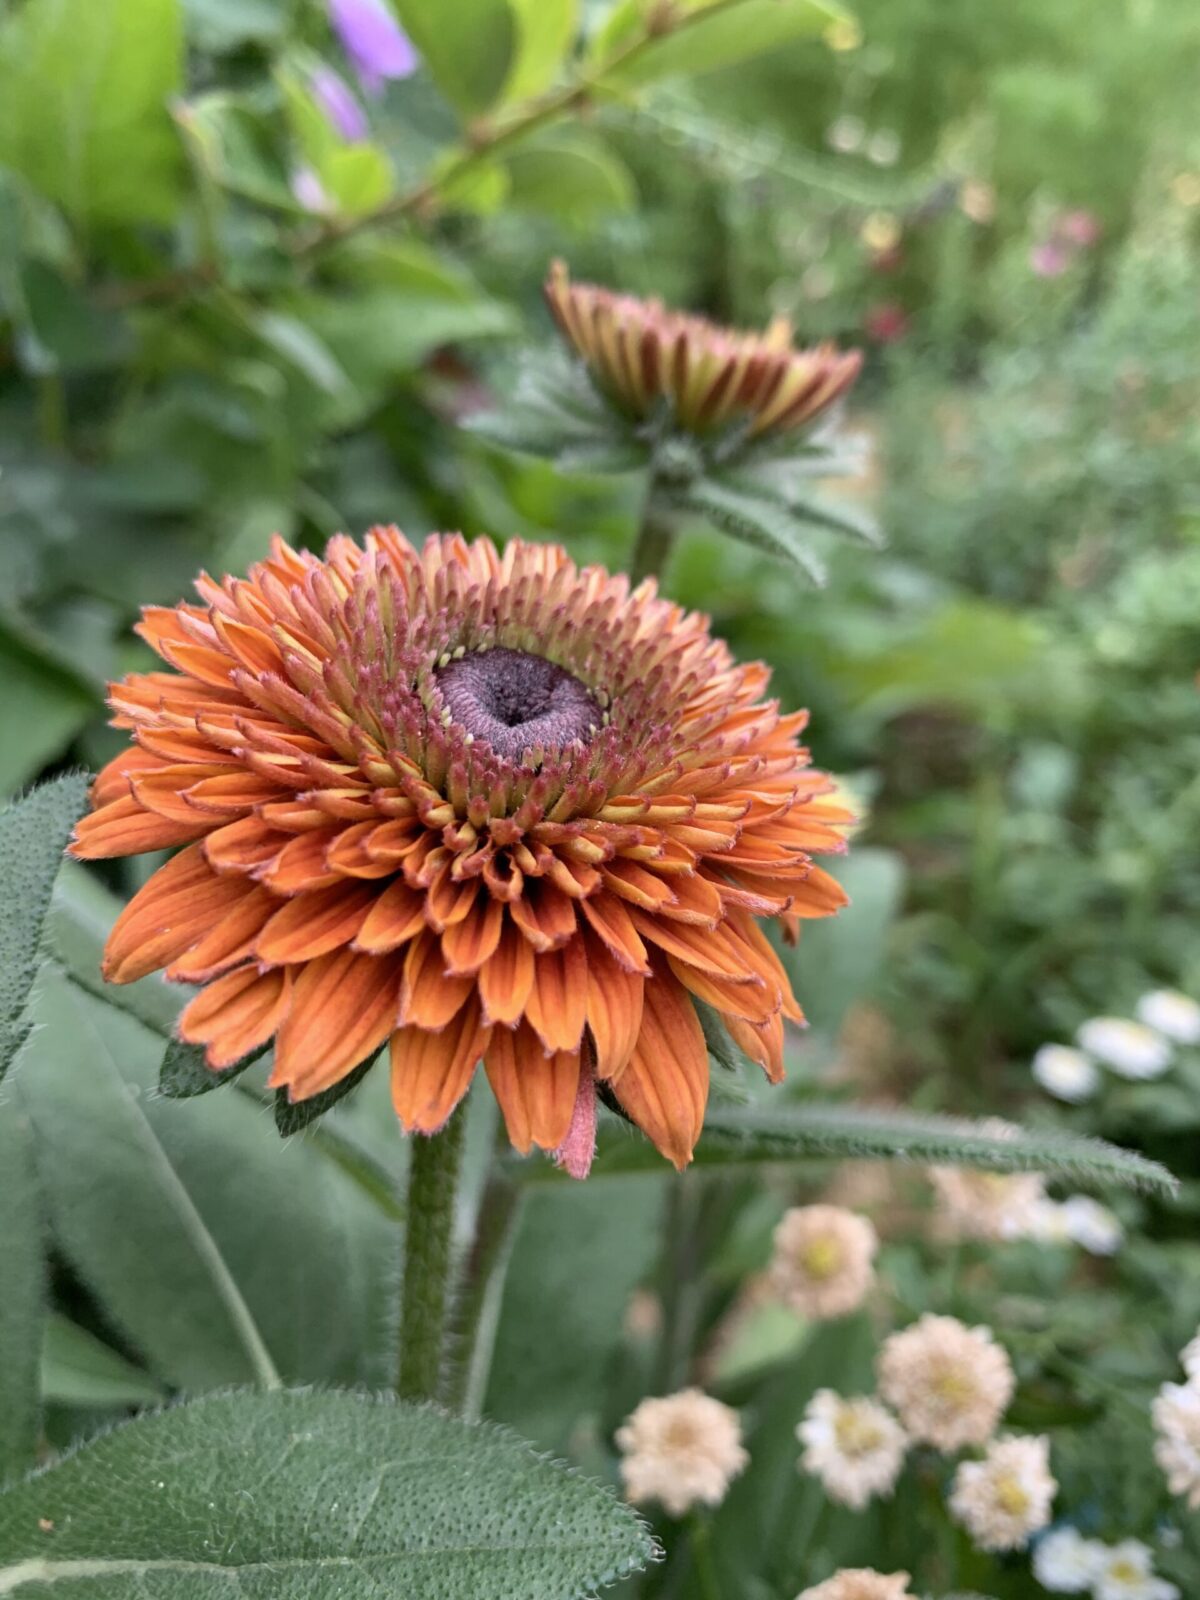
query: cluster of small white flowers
1034 1529 1179 1598
616 1389 747 1517
1151 1323 1200 1513
1031 990 1200 1103
948 1433 1056 1552
930 1159 1048 1243
1030 1195 1125 1256
796 1390 907 1509
769 1205 879 1321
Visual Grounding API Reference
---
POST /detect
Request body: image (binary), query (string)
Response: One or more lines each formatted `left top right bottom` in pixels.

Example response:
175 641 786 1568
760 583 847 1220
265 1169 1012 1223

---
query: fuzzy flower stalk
71 530 851 1176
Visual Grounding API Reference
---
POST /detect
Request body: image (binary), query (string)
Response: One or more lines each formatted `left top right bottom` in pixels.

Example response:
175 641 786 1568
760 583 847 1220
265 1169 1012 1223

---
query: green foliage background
2 0 1200 1595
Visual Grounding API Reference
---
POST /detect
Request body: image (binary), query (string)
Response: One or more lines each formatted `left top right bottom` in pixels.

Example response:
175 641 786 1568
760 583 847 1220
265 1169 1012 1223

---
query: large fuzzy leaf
0 1110 43 1485
0 772 88 1080
18 970 395 1392
0 1390 655 1597
529 1104 1174 1195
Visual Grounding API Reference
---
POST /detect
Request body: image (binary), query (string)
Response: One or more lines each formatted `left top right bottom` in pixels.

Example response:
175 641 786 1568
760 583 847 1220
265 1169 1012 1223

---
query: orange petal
484 1021 579 1153
627 906 760 981
271 947 402 1097
602 859 677 911
584 932 644 1081
653 871 723 927
442 895 504 976
723 1010 785 1084
71 794 211 860
478 915 536 1027
612 960 709 1170
718 911 805 1023
256 827 342 894
254 881 375 964
177 964 293 1070
91 746 165 806
354 877 427 953
103 845 250 983
509 880 578 952
525 939 588 1054
390 997 490 1134
666 951 781 1024
166 883 278 982
398 928 473 1030
580 892 651 975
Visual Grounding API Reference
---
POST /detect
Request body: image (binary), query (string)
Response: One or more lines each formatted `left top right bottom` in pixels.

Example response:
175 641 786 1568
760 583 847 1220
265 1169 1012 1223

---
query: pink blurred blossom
1058 209 1101 247
1030 241 1071 278
330 0 418 96
310 64 369 141
864 302 909 343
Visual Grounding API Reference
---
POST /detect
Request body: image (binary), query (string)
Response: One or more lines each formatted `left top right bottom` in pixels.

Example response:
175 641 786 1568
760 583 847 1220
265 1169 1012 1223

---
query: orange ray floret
71 529 851 1174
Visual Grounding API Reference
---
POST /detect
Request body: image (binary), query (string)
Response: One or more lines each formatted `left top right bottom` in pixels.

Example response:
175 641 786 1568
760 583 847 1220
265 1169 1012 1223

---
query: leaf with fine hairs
546 1102 1175 1195
0 772 88 1082
673 478 831 585
0 1390 656 1598
0 1111 43 1486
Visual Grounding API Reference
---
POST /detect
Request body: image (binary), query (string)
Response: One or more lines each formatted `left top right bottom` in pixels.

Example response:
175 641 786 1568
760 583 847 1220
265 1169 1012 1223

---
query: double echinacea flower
73 530 850 1176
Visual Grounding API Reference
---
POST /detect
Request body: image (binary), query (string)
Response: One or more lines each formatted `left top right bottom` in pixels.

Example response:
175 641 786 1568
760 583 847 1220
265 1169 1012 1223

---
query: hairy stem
630 474 679 585
689 1514 723 1600
397 1108 467 1402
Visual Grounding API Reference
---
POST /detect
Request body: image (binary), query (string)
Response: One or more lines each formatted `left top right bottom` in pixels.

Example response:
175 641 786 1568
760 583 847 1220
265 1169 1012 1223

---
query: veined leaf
0 1390 656 1597
0 772 88 1079
395 0 516 118
529 1104 1175 1195
502 0 578 104
591 0 842 88
673 478 831 585
19 971 395 1391
40 1314 165 1409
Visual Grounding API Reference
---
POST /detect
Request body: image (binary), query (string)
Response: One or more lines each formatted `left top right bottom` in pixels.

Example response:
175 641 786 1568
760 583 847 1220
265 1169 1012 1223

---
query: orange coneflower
544 260 862 439
72 531 850 1175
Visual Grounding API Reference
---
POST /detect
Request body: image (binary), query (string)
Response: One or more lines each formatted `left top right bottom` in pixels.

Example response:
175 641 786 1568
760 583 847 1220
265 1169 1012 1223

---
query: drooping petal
254 880 375 963
611 960 709 1170
484 1021 579 1153
271 946 403 1096
525 939 588 1053
478 915 536 1027
103 845 251 983
390 997 490 1134
177 964 293 1069
585 932 644 1081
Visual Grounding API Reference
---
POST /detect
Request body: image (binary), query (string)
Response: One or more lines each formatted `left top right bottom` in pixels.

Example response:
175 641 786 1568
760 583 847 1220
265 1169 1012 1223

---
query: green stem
689 1514 722 1600
630 473 679 586
655 1176 702 1393
398 1109 467 1402
445 1166 525 1420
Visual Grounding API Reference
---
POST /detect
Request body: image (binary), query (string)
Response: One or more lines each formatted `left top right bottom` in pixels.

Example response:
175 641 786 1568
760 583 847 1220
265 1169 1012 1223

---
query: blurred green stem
631 473 678 585
689 1514 722 1600
446 1164 524 1420
398 1108 466 1402
655 1177 703 1392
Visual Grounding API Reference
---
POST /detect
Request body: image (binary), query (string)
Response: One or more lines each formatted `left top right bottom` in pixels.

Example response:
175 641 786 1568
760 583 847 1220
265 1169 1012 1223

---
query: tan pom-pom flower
1152 1378 1200 1509
796 1570 916 1600
877 1314 1014 1451
929 1164 1049 1243
70 531 850 1174
770 1205 878 1319
947 1434 1056 1552
797 1390 907 1509
545 260 862 439
616 1388 748 1516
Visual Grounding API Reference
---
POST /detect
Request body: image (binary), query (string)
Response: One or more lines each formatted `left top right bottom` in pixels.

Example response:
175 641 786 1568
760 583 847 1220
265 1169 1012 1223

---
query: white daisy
1135 990 1200 1045
1031 1044 1100 1103
1075 1017 1172 1080
1091 1539 1180 1600
1032 1525 1106 1591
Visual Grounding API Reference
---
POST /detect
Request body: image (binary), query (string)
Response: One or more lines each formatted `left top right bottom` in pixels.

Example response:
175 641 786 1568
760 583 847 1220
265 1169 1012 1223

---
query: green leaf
502 0 578 103
0 0 184 225
0 1109 44 1484
40 1314 165 1409
273 1053 376 1136
465 348 643 472
505 128 636 223
0 1390 655 1596
673 478 831 585
592 0 841 88
183 0 287 52
158 1037 267 1099
553 1104 1176 1195
19 971 396 1391
0 772 87 1079
395 0 517 117
488 1175 665 1451
0 625 98 798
